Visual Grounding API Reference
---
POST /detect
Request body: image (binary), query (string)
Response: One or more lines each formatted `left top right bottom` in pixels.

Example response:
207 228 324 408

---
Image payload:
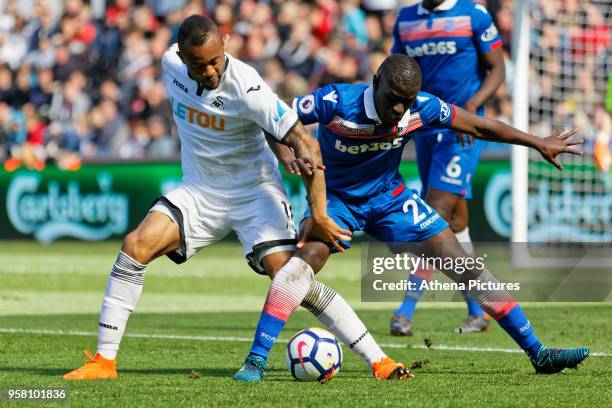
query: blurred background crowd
0 0 609 171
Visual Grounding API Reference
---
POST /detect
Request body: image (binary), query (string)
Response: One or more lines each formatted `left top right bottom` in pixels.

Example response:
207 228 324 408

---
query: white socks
263 257 314 321
95 252 385 367
97 251 146 360
455 227 474 254
302 281 386 368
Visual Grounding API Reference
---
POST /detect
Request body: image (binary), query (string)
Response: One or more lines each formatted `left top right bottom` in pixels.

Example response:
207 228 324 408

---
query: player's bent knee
122 211 181 264
262 251 293 279
448 206 468 233
295 242 329 274
121 230 155 265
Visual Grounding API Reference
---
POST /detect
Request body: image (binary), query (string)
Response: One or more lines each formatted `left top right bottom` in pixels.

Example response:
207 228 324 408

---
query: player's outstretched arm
283 124 351 251
450 107 583 170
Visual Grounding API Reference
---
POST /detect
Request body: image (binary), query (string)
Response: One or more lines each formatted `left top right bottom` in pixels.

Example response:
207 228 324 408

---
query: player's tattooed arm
450 108 583 170
284 123 351 252
264 132 325 176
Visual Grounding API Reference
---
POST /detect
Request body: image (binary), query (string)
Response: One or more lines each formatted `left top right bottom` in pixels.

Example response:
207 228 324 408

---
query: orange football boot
372 357 414 380
63 349 117 380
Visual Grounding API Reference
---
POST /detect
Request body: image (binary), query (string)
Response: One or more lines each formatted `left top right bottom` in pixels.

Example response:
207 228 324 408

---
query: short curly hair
178 15 220 49
377 54 422 91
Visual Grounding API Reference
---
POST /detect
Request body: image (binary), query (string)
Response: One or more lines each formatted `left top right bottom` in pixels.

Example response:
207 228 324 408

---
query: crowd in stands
0 0 608 171
527 0 610 170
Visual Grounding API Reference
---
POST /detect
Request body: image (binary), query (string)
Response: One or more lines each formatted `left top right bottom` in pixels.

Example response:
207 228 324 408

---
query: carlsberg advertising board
0 161 513 242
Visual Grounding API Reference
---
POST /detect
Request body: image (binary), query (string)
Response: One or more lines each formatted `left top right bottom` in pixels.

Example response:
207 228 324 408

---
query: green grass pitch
0 241 611 407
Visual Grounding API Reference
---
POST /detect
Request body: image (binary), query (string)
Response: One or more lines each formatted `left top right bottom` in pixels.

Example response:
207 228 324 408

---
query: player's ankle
525 342 544 361
248 352 267 359
96 349 117 363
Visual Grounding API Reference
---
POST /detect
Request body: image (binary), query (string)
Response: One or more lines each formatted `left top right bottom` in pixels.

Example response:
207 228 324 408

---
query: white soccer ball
286 327 342 383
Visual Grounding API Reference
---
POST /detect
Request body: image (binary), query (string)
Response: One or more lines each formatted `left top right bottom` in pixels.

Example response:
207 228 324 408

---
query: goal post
511 0 529 245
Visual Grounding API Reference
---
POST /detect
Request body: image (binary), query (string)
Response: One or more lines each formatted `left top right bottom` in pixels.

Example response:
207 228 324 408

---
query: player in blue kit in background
234 54 588 382
390 0 506 335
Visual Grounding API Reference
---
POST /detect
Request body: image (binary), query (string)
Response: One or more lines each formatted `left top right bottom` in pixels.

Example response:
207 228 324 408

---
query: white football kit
153 44 299 272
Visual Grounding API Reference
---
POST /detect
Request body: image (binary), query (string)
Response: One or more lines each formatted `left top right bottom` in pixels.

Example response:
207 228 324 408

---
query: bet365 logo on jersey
404 41 457 57
334 137 402 154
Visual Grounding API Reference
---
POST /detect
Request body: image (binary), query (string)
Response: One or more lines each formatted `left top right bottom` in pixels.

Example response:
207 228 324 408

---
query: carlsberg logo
484 171 612 241
6 172 129 243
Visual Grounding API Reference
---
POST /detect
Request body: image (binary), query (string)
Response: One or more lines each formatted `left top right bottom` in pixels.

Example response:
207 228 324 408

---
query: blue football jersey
293 83 455 200
391 0 501 106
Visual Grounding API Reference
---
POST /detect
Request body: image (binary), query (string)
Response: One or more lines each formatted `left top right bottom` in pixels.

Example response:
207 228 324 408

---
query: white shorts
149 180 297 274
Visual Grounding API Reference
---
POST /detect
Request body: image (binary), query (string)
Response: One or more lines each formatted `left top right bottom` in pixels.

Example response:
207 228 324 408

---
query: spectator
0 65 14 103
24 36 56 69
30 68 56 112
12 66 33 108
339 0 368 46
120 119 147 159
85 99 129 158
311 0 339 43
365 15 385 50
53 45 77 82
277 20 314 77
146 0 187 19
0 101 15 162
1 101 28 171
0 29 28 70
26 7 59 52
146 115 176 159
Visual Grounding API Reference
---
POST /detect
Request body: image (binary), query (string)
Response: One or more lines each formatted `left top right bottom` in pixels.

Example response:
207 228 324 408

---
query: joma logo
99 322 119 330
172 78 188 94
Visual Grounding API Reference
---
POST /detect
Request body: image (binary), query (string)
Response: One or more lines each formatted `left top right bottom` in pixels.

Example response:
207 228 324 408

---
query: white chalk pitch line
0 327 609 357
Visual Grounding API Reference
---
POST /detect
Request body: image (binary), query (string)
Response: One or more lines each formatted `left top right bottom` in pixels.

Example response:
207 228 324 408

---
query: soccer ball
286 327 342 383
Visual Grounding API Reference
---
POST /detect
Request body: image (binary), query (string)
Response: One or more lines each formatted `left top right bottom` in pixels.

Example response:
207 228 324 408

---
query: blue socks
248 311 286 359
394 275 426 319
462 290 485 318
497 306 543 360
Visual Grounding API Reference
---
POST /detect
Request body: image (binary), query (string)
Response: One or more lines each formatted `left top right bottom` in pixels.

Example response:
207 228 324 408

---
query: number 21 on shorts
402 194 433 225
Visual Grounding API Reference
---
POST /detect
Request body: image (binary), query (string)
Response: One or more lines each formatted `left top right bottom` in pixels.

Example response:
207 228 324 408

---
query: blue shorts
303 184 449 249
414 127 485 200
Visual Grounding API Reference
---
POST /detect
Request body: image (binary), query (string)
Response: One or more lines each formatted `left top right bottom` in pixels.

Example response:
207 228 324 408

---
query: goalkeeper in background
389 0 506 335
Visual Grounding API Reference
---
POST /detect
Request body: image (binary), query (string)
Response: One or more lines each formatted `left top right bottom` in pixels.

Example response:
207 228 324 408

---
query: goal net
511 0 612 267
